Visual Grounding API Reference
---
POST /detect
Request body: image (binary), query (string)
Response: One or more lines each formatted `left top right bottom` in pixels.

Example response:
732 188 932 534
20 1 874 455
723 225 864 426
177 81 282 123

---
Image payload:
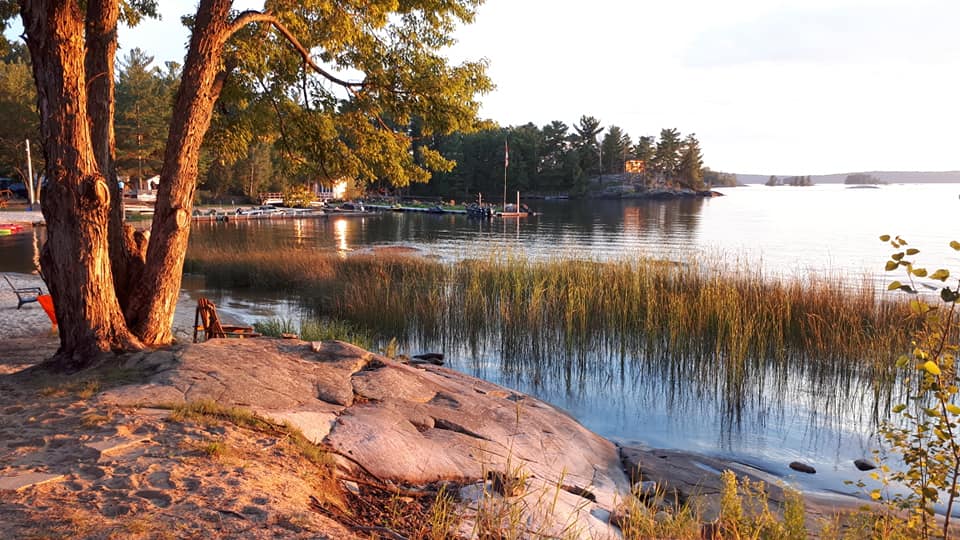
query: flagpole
502 139 508 214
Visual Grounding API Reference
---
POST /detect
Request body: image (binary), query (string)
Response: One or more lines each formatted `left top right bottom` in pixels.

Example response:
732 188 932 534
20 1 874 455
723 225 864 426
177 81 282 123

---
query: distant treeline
412 118 738 199
766 175 813 187
738 171 960 185
844 173 885 185
1 45 727 201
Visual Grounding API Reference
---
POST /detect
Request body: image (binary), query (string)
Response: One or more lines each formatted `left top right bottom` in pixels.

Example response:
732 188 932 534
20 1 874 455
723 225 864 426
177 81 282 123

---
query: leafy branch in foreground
877 235 960 539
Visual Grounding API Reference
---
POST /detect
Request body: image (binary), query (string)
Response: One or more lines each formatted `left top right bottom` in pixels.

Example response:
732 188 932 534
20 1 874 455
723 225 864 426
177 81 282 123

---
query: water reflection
293 219 306 247
0 225 45 274
435 335 892 497
187 198 713 264
4 185 960 500
334 218 349 254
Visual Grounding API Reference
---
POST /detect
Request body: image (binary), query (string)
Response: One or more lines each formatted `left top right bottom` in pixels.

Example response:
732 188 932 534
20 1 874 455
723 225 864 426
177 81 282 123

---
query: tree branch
226 10 364 90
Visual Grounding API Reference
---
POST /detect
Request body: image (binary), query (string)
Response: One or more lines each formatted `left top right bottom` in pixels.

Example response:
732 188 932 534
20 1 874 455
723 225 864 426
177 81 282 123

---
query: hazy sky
56 0 960 174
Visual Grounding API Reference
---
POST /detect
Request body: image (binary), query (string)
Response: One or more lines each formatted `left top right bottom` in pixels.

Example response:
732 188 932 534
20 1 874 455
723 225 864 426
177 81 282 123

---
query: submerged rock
854 459 877 471
789 461 816 474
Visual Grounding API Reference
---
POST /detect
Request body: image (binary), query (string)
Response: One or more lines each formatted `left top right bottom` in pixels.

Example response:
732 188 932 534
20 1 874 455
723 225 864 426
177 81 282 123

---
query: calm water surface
3 183 959 499
190 183 960 280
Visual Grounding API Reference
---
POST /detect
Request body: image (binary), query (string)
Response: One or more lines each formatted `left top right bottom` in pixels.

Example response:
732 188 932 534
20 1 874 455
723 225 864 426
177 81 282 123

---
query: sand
0 332 356 539
0 210 45 226
0 343 355 538
2 272 208 342
0 273 53 339
0 273 362 537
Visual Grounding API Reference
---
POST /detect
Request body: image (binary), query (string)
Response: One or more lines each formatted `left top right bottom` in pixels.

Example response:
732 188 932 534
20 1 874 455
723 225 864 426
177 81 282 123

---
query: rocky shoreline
0 325 872 537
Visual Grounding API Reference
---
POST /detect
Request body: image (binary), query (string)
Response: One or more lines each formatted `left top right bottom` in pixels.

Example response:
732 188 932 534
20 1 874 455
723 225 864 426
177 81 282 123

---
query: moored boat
466 202 493 218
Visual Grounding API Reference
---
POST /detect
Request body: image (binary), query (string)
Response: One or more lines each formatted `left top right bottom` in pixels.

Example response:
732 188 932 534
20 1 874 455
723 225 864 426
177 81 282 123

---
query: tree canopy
4 0 492 367
417 120 717 199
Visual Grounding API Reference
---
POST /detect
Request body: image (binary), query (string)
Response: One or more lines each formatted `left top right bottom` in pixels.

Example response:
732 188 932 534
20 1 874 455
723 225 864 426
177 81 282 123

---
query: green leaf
923 361 942 376
870 489 882 500
893 403 907 413
888 281 903 291
942 288 960 303
947 403 960 415
951 240 960 251
892 252 905 261
900 285 916 294
879 235 891 242
885 260 898 272
896 355 910 368
912 268 928 278
906 248 920 255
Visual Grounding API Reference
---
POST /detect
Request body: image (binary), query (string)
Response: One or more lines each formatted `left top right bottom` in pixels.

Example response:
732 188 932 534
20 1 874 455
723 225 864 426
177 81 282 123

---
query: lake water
190 183 960 282
3 182 959 501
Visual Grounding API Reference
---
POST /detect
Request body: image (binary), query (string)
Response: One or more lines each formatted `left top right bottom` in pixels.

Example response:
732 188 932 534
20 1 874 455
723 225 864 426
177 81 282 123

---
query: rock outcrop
100 338 631 538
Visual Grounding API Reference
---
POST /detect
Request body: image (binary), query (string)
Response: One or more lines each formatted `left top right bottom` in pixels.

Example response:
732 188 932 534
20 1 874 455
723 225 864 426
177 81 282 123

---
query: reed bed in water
184 245 914 388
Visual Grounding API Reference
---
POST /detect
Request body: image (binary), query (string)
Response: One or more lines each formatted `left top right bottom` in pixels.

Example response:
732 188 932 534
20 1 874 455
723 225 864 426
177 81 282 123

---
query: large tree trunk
22 0 248 361
84 0 147 312
21 0 140 369
125 0 234 344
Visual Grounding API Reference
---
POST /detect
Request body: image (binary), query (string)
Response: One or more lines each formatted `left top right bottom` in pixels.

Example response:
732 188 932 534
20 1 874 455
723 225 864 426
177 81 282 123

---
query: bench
3 274 43 309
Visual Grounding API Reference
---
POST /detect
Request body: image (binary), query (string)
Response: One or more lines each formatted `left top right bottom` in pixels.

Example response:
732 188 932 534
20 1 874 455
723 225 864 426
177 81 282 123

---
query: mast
25 139 35 210
503 139 508 213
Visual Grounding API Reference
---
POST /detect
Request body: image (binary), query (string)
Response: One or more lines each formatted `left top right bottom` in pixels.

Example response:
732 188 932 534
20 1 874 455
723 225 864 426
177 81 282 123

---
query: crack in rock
561 484 597 502
432 417 490 441
359 358 386 372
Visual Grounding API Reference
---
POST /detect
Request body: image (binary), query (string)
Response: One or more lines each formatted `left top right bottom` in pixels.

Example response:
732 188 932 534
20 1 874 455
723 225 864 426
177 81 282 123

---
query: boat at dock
189 206 351 222
466 203 494 218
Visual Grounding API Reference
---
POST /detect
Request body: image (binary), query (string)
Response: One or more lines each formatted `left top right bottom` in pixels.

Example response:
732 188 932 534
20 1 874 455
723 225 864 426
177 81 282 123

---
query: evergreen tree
540 120 569 187
677 133 704 190
115 49 176 189
573 115 603 179
653 128 682 180
601 125 630 174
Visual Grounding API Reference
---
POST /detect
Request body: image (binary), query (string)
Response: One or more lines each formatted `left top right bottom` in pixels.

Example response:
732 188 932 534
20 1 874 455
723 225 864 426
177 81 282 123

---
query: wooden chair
0 189 12 208
193 297 260 343
3 274 43 309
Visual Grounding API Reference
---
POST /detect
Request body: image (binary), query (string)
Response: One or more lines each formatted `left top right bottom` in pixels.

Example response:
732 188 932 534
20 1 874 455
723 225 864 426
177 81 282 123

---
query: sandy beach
0 210 45 226
0 273 54 339
2 271 217 342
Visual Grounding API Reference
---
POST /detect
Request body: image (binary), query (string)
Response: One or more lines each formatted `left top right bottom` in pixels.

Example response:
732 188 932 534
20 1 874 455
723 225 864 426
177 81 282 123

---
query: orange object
38 294 57 326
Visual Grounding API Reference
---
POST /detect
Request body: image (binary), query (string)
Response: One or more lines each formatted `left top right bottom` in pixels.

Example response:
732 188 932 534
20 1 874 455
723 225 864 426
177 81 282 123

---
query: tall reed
185 244 915 417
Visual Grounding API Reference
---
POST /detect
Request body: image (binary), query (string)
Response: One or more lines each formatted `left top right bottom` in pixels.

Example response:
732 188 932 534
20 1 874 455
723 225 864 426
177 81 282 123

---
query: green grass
38 367 144 399
166 400 330 469
253 317 374 349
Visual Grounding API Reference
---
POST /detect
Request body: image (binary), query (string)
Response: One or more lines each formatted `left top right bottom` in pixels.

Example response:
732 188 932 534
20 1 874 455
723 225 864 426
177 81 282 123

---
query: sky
17 0 960 175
